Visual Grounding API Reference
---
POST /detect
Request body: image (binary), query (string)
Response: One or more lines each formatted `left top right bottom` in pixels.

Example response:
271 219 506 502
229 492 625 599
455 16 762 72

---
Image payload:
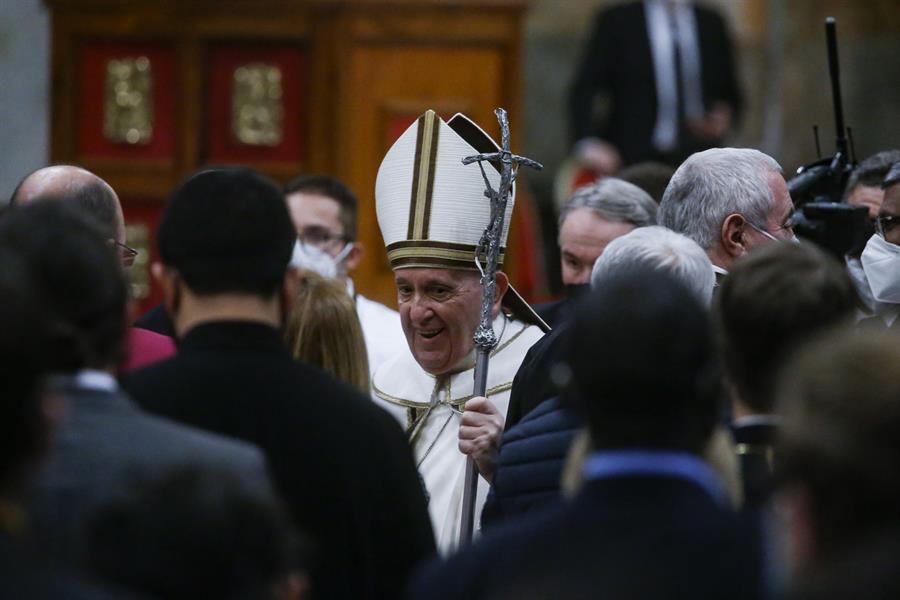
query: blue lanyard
582 450 728 506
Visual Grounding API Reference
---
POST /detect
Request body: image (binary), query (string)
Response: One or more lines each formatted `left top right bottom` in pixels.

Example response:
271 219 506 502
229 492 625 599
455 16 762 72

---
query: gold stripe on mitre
387 240 506 271
406 110 440 241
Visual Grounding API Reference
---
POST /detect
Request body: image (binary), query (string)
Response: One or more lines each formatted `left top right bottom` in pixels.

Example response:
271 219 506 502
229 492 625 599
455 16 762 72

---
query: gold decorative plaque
232 63 283 146
104 56 154 145
124 224 150 300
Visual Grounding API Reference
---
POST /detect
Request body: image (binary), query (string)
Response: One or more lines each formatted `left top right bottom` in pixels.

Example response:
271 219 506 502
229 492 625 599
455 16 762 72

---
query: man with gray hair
540 178 657 328
658 147 796 284
558 178 658 287
591 225 715 306
484 226 718 528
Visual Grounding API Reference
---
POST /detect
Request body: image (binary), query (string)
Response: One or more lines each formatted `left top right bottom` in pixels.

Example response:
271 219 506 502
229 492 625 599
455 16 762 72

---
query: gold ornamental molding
232 62 284 146
104 56 154 145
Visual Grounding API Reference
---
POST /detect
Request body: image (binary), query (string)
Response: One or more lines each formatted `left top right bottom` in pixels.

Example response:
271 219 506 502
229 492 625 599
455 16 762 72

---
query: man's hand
687 102 733 143
458 396 504 483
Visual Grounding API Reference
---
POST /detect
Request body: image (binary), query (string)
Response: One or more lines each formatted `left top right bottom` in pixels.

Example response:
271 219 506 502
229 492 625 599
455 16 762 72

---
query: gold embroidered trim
491 319 526 358
387 245 506 263
373 380 514 409
453 382 514 407
407 110 439 240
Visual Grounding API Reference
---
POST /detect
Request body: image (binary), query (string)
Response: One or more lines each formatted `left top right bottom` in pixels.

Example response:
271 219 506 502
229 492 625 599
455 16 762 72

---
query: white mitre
375 109 546 328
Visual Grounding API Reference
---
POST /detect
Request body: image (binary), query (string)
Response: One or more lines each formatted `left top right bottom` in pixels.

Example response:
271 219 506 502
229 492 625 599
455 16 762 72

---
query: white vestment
372 313 544 553
347 279 411 376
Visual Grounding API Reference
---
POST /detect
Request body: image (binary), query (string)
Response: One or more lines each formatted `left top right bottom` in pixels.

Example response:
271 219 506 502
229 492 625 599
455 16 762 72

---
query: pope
372 110 547 553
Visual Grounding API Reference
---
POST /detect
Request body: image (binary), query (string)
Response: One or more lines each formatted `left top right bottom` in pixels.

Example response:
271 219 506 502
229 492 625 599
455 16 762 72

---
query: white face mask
289 240 351 279
845 255 876 310
860 233 900 304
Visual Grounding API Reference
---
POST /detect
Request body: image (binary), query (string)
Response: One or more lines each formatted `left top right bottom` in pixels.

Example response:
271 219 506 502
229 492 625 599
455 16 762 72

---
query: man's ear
493 271 510 314
721 213 749 259
343 241 364 273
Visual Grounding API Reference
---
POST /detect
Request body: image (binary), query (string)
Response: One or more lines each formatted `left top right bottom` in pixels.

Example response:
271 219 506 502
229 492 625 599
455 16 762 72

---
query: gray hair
658 148 782 250
591 226 715 306
558 178 657 230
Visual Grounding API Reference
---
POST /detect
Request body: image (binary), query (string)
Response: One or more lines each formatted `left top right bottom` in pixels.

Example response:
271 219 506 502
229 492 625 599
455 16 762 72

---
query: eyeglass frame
875 214 900 238
747 216 796 242
296 227 350 252
111 240 139 267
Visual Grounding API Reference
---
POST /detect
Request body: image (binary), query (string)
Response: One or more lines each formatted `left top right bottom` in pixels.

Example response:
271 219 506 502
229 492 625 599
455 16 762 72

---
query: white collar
712 264 729 277
74 369 118 393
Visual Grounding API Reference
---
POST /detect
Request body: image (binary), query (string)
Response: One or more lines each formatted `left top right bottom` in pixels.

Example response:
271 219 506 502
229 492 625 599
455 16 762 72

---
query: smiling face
395 268 504 375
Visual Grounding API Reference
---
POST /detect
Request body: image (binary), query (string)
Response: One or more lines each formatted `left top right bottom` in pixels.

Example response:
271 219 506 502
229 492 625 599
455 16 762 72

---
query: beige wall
0 0 49 200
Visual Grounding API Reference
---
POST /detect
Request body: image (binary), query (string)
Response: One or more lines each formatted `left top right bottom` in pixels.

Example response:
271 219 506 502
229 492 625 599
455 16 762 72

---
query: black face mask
565 283 591 299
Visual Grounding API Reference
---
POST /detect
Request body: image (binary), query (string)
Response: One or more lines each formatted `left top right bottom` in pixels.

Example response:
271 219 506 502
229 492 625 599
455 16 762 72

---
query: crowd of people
2 100 900 600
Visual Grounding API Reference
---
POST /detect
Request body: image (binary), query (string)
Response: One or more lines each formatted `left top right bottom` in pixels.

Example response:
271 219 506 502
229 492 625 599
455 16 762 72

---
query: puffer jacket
481 397 582 529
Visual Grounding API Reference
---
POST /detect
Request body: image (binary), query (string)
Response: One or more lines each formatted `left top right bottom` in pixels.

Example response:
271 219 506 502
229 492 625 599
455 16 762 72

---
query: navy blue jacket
482 397 582 529
413 474 764 600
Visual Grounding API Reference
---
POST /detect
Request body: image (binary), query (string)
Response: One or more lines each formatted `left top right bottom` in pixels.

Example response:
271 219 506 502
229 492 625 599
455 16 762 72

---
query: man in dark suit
535 177 657 329
0 233 122 598
411 271 763 600
123 167 435 600
0 202 271 568
569 0 742 170
714 242 858 510
511 179 657 430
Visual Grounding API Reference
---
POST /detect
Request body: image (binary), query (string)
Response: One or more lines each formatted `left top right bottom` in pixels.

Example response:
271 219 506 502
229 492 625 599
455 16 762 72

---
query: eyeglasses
297 227 347 250
748 222 779 242
876 214 900 238
111 240 139 267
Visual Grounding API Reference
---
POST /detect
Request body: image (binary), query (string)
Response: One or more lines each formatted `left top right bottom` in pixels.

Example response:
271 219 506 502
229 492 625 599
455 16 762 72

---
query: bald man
9 165 174 372
12 165 126 244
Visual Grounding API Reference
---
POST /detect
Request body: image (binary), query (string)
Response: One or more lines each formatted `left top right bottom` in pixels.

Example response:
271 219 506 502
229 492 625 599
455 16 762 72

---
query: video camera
787 17 872 259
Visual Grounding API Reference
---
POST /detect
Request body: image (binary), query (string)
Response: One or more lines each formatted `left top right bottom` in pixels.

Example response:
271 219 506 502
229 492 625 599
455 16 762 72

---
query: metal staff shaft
458 108 542 545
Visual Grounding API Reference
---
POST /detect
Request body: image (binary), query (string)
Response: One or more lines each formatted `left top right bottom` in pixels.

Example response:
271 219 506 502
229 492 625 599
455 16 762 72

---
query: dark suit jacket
124 321 436 600
505 323 570 431
533 298 572 330
28 380 270 566
412 475 763 600
0 533 130 599
569 1 742 165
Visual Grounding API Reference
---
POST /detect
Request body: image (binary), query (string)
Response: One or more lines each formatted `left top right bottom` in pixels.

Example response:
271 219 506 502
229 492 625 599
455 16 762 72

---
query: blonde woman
285 270 370 394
